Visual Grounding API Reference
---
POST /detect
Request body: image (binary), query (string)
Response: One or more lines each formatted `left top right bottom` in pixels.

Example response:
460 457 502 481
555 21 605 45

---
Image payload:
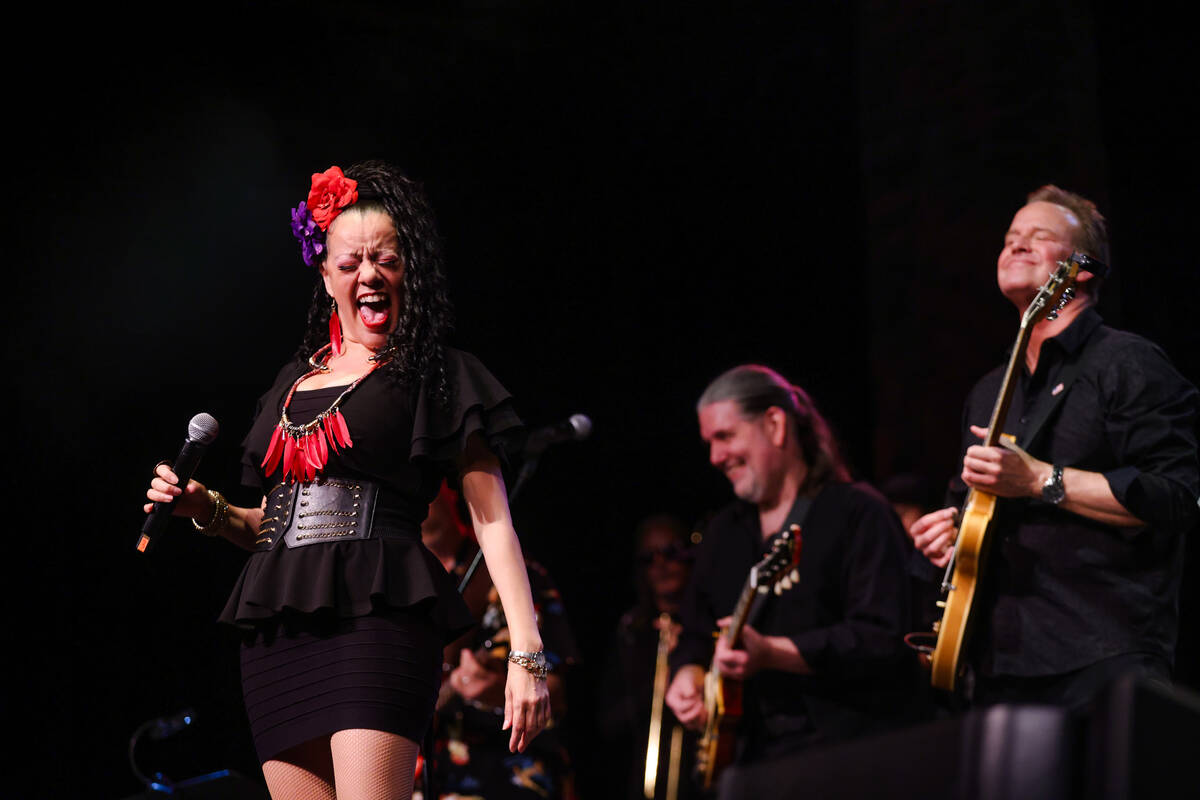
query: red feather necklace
261 342 389 482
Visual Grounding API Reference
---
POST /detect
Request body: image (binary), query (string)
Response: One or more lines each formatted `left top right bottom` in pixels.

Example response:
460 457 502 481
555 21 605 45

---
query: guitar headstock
750 524 803 596
1022 251 1102 327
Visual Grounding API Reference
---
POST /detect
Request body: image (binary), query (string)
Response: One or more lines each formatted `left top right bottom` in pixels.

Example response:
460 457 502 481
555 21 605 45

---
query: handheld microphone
524 413 593 456
136 413 219 553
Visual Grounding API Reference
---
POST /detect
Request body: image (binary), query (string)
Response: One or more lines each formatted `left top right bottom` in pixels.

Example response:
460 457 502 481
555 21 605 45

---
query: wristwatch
1042 464 1065 505
507 649 550 679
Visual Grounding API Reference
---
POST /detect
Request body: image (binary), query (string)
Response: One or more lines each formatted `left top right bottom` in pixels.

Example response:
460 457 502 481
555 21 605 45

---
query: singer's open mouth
357 292 391 329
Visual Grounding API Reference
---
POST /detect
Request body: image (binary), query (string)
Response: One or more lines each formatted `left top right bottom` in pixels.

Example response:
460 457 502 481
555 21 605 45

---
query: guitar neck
718 580 758 654
982 318 1036 448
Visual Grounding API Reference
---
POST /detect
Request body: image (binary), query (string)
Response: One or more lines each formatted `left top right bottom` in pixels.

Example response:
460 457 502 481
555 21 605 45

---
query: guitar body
929 489 996 691
696 668 742 790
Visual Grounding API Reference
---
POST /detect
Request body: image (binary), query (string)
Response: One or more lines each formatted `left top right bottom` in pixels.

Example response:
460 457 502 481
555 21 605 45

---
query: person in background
598 513 700 800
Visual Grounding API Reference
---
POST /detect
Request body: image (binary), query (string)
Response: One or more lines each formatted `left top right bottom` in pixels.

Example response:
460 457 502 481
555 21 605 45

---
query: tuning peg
773 583 783 596
1049 286 1076 318
779 576 793 590
789 568 799 582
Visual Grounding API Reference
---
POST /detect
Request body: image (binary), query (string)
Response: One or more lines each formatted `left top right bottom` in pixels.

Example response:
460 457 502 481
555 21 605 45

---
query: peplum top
217 347 524 641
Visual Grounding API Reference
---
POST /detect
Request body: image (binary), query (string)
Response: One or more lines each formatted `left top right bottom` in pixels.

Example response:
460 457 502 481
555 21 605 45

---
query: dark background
9 2 1198 796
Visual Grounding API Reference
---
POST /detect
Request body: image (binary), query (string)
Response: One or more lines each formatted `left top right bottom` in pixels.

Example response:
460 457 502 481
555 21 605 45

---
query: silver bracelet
507 649 550 680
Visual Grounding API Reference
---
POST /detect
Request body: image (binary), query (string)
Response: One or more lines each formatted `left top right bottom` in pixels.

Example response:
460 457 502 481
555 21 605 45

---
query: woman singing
143 161 550 799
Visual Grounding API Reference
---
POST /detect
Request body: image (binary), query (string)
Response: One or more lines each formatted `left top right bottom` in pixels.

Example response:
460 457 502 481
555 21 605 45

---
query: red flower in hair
306 166 359 231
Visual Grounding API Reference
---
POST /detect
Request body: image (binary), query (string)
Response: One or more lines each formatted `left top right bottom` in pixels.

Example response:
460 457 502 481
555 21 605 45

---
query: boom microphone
524 413 593 456
136 413 220 554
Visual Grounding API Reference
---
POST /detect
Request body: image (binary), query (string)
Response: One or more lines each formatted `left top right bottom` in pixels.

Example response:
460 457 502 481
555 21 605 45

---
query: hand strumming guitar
665 665 706 731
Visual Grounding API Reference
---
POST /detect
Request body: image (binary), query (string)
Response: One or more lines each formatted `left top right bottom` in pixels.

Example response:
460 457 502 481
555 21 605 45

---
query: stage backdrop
7 3 1196 797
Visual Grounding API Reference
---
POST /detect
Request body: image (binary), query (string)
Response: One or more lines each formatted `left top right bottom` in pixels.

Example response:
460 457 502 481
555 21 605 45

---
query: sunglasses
636 543 694 564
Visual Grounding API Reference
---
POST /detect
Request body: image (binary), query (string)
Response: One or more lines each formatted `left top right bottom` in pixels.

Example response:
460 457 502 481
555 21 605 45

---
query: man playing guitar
909 186 1199 708
665 365 918 786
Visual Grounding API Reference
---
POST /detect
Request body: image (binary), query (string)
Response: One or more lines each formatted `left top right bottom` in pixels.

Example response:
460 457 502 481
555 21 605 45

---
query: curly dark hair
294 160 454 403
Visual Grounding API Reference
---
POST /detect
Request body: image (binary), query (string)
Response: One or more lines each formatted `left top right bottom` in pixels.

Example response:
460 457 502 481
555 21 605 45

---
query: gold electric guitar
927 253 1091 691
696 525 802 790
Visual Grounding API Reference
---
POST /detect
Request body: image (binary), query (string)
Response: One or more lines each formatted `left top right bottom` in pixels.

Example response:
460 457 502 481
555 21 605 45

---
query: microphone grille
568 413 593 440
188 413 220 444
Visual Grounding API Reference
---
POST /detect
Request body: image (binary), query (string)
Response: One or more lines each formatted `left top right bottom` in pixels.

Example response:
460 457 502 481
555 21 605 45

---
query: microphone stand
424 453 540 800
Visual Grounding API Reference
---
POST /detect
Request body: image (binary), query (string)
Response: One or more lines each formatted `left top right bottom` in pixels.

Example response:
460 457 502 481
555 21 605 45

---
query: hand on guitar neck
910 425 1053 568
660 623 775 737
962 425 1052 499
661 620 769 735
712 617 811 681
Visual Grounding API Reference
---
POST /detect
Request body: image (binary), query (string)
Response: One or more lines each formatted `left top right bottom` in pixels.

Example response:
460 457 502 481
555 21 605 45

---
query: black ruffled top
217 347 524 641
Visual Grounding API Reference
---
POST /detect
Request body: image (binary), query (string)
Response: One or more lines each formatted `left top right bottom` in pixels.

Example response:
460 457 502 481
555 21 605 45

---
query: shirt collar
1043 305 1103 357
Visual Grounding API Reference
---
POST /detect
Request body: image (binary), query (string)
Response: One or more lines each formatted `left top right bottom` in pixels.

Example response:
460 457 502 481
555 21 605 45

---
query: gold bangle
192 490 229 536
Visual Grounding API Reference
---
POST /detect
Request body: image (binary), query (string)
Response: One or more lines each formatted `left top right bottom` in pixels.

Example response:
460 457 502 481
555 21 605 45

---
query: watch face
513 650 546 667
1043 468 1065 504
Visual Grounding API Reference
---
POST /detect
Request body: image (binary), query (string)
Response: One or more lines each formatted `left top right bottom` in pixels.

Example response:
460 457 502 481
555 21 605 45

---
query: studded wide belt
255 478 380 551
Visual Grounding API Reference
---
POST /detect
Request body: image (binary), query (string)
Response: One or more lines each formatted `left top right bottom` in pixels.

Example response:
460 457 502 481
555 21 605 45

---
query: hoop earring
328 297 344 356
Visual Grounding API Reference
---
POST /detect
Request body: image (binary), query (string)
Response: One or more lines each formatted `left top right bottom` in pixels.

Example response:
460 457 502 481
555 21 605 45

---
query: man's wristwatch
1042 464 1065 505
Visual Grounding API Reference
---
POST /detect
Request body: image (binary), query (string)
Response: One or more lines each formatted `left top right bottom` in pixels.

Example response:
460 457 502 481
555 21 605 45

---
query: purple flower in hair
290 201 325 266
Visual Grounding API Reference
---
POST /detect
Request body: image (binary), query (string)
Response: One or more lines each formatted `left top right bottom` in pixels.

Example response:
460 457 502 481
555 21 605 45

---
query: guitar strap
780 491 815 535
747 489 815 626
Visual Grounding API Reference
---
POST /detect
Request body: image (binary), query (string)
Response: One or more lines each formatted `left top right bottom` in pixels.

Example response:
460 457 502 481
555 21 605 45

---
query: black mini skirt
239 607 442 763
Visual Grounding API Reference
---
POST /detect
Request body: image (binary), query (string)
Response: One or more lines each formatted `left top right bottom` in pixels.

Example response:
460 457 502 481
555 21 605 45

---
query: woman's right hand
144 462 212 522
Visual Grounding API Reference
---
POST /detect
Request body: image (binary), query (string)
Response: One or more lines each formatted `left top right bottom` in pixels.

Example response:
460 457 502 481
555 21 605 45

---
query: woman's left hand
502 661 551 753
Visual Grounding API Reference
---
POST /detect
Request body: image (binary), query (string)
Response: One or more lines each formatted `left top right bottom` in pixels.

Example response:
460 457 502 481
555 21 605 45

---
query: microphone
136 413 220 553
145 708 196 741
128 708 197 792
524 413 593 456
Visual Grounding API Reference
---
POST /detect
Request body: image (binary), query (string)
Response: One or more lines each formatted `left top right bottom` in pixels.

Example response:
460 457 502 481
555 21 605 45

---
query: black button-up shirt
947 308 1199 677
672 481 918 760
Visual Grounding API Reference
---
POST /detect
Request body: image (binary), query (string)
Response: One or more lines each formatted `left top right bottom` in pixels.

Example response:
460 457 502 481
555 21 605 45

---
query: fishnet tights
262 729 420 800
